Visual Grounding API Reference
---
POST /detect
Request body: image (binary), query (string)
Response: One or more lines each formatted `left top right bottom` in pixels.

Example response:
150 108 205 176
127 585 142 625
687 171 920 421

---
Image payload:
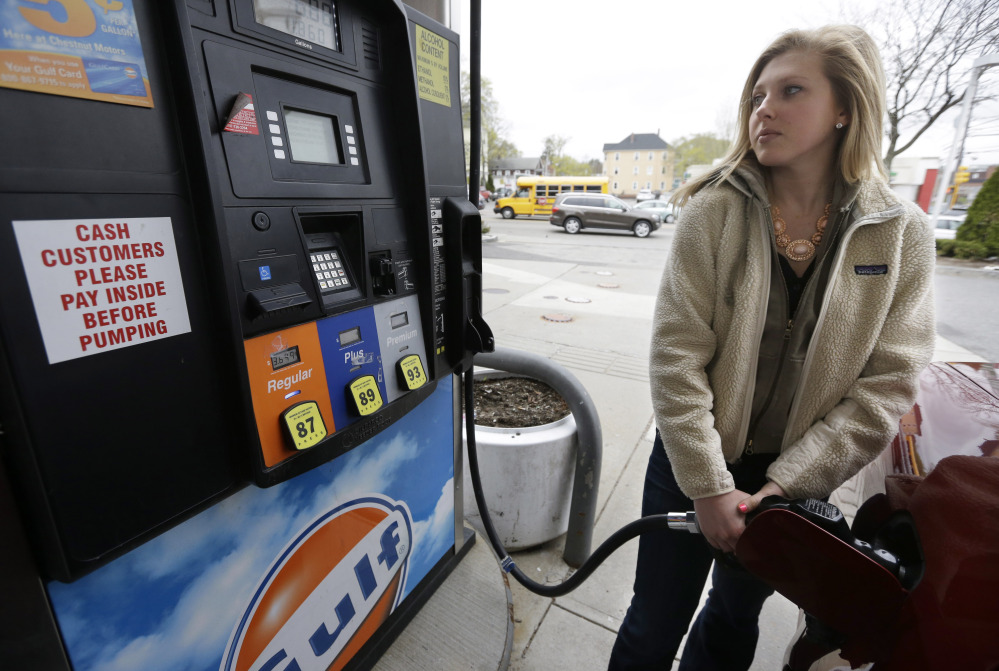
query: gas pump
0 1 490 668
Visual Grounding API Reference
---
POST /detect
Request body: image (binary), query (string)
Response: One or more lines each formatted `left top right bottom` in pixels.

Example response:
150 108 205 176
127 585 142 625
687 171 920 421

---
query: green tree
460 72 520 183
538 135 597 175
541 135 568 175
555 156 594 176
671 133 731 181
957 169 999 256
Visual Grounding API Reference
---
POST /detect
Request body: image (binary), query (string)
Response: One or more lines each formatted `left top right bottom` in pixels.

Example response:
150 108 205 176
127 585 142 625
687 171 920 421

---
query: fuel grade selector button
347 375 384 416
281 400 328 450
397 354 426 390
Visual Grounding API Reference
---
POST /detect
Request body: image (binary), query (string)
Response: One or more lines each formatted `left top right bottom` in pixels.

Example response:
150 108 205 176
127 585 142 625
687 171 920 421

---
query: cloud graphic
410 478 455 576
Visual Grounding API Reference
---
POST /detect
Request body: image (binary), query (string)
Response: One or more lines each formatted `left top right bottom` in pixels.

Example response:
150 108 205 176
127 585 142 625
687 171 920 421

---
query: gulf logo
221 496 413 671
124 67 138 79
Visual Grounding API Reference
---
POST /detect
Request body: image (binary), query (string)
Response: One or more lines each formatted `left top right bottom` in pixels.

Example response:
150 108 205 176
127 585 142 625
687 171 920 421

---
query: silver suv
549 192 661 238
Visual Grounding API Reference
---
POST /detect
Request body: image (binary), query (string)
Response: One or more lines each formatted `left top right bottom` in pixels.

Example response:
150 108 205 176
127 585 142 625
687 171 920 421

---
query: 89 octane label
348 375 384 416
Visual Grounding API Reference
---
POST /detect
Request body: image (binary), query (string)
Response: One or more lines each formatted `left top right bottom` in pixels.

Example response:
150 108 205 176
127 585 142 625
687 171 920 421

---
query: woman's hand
693 481 788 553
693 490 751 553
737 481 787 516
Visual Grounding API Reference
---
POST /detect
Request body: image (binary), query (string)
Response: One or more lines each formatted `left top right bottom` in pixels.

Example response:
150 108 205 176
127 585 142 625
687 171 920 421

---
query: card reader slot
247 283 312 318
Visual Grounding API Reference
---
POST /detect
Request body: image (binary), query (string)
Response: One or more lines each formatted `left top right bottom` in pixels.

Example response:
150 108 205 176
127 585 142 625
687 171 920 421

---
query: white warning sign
12 217 192 364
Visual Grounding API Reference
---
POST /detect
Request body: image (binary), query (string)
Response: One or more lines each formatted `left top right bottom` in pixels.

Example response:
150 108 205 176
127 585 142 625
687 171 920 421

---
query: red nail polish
738 503 749 513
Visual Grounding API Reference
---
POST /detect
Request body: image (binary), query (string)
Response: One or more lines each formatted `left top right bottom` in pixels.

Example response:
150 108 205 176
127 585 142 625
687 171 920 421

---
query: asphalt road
933 263 999 362
480 205 999 363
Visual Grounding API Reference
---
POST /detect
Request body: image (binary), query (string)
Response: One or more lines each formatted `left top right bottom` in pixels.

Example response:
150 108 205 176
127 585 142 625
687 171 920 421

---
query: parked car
933 210 966 240
635 188 655 202
479 187 492 201
549 192 660 238
633 199 676 223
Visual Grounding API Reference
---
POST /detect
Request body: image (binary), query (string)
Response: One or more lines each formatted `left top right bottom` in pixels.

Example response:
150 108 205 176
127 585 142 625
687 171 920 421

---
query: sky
455 0 999 167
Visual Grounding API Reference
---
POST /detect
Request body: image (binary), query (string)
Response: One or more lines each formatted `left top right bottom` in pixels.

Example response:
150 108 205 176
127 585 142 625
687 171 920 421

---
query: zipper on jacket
736 202 775 460
780 203 902 450
744 317 794 455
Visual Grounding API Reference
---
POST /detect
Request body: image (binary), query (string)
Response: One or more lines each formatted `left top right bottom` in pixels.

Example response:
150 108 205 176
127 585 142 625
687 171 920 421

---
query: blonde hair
673 25 887 207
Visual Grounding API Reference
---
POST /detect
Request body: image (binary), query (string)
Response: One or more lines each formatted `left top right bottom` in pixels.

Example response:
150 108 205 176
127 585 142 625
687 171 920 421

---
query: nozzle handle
667 511 700 534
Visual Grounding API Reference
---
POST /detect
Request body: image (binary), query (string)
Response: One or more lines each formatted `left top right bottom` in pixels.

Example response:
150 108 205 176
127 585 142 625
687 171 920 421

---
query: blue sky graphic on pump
47 377 456 671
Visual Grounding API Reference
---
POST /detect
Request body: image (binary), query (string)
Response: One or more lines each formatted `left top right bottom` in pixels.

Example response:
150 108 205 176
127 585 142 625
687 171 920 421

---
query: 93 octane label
398 355 426 390
281 401 328 450
348 375 384 416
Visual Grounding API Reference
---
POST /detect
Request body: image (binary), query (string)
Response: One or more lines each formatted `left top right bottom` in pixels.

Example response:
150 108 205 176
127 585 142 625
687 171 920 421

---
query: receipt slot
0 1 490 668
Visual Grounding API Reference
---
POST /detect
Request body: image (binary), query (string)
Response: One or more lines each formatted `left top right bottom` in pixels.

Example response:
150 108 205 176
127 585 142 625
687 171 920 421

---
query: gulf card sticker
282 401 328 450
0 0 154 108
415 26 450 107
224 92 259 135
349 375 384 416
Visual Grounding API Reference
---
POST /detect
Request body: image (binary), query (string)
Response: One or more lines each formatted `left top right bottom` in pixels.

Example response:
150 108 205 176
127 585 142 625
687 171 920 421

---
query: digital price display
339 326 361 348
270 345 301 370
390 311 409 329
253 0 339 51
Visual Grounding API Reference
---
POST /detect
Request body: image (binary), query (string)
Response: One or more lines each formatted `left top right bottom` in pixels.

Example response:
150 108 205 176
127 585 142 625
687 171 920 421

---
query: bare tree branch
859 0 999 169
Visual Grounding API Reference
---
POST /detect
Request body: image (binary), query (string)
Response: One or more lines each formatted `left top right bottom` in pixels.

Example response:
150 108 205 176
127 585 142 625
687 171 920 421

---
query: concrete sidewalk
380 248 987 671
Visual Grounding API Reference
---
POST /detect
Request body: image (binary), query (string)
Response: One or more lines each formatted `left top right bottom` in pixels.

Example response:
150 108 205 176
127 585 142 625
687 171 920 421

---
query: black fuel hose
463 370 680 597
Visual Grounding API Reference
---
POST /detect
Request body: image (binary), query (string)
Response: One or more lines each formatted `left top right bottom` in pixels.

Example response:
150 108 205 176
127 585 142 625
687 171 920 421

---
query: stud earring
836 123 844 129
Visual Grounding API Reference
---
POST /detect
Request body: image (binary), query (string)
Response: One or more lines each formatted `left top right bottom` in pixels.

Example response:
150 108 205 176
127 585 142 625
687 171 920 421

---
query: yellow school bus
493 176 609 218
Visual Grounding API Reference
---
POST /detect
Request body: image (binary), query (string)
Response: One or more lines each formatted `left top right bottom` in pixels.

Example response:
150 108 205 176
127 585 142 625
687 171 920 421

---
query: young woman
608 26 936 670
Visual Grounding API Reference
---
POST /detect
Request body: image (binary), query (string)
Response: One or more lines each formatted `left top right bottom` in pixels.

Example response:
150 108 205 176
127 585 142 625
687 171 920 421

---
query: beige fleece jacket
649 166 936 500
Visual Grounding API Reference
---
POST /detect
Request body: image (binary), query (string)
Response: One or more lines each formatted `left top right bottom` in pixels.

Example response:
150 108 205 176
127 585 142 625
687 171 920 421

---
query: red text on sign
76 222 130 241
74 263 148 286
82 301 159 328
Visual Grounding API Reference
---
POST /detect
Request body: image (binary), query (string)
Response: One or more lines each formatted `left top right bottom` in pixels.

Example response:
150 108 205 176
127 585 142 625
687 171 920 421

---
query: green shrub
952 240 989 260
936 239 957 256
958 169 999 256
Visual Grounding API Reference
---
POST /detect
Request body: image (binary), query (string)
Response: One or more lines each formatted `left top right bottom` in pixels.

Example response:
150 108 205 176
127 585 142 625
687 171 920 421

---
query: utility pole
930 54 999 225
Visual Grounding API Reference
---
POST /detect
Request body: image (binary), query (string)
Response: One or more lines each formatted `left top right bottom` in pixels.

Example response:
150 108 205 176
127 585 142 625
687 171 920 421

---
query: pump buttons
347 375 384 416
397 355 426 390
280 401 328 450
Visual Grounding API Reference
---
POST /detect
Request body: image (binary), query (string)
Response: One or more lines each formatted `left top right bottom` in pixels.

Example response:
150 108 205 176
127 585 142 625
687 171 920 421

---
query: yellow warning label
415 26 451 107
281 401 328 450
349 375 384 416
398 355 427 390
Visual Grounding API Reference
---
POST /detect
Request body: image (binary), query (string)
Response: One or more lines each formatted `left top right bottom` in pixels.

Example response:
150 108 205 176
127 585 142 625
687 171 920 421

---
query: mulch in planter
468 377 570 428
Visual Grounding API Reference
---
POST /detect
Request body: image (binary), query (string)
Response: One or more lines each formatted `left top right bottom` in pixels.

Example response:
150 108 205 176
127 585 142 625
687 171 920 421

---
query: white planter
462 374 578 550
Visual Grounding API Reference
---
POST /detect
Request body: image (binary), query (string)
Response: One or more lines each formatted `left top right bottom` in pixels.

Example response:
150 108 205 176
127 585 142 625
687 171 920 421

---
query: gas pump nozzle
667 511 700 534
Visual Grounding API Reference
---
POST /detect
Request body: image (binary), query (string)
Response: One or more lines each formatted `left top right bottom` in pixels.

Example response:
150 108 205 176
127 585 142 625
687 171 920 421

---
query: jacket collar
723 159 901 222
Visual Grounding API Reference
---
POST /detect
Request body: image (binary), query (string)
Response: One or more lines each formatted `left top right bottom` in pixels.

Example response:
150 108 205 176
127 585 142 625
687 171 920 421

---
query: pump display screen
253 0 339 51
285 109 342 164
270 345 301 370
340 326 361 347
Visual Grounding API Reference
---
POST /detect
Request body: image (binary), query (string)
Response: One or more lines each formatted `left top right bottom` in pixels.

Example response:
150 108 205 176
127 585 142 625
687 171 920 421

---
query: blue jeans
608 432 777 671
